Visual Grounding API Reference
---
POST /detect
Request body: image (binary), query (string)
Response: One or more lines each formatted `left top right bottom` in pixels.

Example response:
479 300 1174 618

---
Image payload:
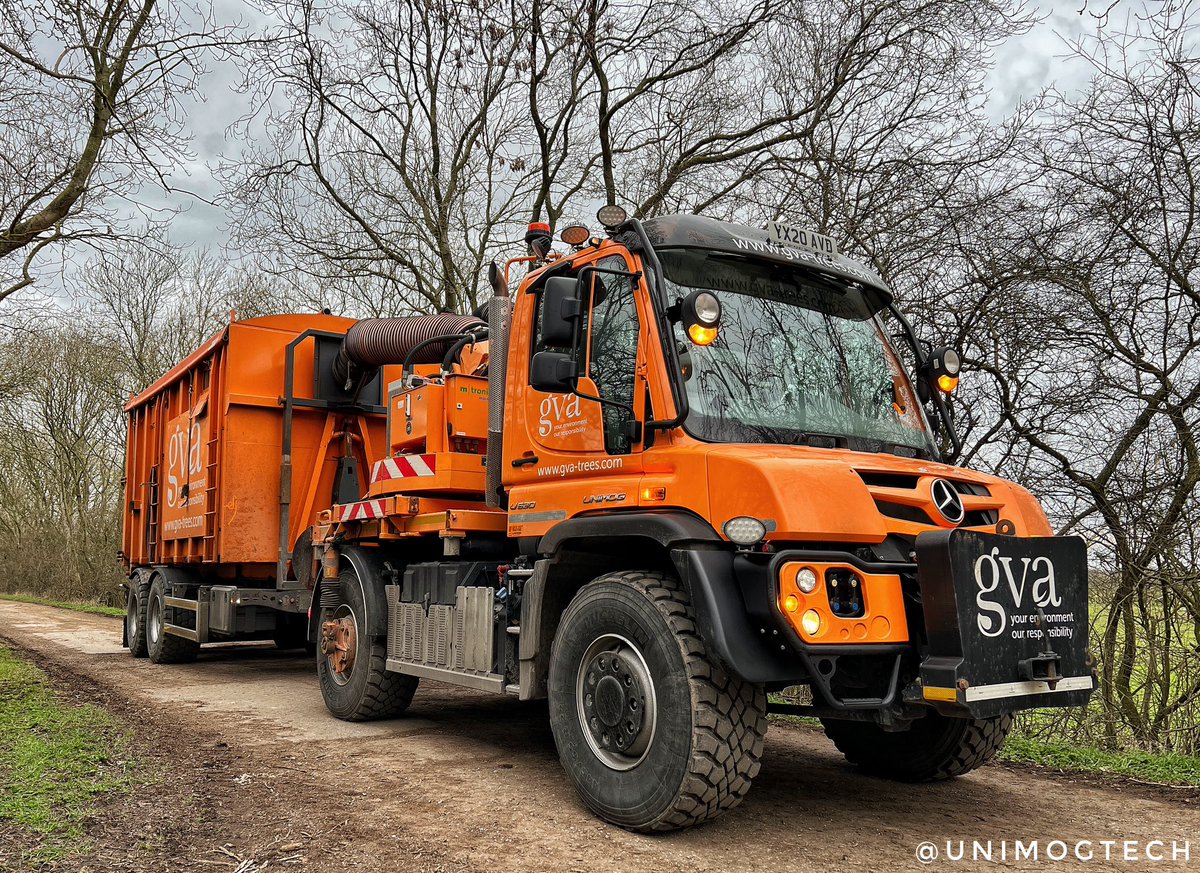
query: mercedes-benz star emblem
930 478 965 524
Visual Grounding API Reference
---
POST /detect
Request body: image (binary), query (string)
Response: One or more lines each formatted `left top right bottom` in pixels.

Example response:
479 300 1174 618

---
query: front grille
952 480 992 497
964 508 1000 526
874 500 934 525
857 471 920 489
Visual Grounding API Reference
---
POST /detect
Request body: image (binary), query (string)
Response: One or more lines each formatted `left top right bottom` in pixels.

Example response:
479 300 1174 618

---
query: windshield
659 248 936 456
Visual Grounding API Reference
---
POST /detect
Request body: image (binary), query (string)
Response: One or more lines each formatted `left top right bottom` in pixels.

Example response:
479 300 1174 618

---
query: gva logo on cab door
974 547 1062 638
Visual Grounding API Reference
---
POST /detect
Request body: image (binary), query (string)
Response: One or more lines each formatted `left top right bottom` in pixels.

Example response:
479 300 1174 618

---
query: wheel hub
321 613 356 680
578 635 656 770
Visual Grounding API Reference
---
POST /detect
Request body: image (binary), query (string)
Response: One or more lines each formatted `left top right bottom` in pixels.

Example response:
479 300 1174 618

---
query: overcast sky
151 1 1109 254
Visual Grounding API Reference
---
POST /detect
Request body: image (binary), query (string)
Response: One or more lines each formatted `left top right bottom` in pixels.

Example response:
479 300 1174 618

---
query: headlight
796 567 818 593
692 291 720 325
722 516 766 545
801 609 821 636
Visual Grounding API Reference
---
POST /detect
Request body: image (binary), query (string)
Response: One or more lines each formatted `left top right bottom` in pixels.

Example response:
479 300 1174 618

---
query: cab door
505 252 650 537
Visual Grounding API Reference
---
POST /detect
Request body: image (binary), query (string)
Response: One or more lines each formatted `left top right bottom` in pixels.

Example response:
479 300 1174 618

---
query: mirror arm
886 303 962 463
622 218 691 432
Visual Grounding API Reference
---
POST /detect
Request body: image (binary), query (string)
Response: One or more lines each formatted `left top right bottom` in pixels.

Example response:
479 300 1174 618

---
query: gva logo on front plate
974 547 1063 638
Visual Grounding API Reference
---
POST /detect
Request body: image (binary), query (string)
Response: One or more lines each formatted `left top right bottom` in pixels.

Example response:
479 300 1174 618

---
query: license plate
916 530 1096 718
767 221 838 257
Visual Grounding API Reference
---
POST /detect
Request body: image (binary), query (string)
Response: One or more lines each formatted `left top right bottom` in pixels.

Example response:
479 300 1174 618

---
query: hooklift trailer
120 208 1096 832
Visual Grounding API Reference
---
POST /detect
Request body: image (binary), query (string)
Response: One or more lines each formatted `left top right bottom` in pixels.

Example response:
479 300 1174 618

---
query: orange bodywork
777 561 909 644
121 314 399 579
123 241 1054 658
313 240 1053 650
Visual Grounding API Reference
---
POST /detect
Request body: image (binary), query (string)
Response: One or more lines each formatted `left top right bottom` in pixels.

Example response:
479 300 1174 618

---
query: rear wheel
317 567 417 720
125 573 150 658
146 575 200 664
548 571 767 832
821 711 1013 781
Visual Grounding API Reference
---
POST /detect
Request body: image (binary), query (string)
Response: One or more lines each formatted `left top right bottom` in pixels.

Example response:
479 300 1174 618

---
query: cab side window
585 259 640 454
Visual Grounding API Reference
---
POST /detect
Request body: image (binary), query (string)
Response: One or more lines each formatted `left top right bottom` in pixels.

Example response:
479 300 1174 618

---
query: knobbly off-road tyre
548 570 767 832
821 711 1013 781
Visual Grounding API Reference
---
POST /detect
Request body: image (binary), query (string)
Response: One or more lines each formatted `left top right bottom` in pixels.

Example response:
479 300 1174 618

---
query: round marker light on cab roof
723 516 766 545
559 223 590 246
796 567 818 594
801 609 822 636
596 204 628 228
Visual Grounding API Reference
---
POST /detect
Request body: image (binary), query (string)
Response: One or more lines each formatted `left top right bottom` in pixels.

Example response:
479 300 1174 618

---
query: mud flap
916 530 1096 719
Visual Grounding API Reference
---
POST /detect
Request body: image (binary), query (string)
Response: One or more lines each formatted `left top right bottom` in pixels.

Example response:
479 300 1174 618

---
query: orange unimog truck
121 208 1096 832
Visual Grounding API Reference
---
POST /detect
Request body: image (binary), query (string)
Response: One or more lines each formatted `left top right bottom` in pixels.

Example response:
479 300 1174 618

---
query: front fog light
796 567 818 593
801 609 822 636
723 516 766 545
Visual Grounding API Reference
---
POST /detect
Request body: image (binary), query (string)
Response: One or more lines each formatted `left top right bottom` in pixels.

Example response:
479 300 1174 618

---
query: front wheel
548 571 767 832
821 711 1013 781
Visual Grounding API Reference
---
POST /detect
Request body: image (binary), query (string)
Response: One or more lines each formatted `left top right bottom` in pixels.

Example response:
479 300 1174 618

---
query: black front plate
916 529 1096 719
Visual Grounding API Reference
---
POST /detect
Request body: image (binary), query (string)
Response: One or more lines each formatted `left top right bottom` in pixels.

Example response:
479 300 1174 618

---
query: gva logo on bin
974 547 1062 638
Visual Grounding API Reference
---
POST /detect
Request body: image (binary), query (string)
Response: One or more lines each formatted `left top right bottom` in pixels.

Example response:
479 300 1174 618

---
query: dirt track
1 601 1195 872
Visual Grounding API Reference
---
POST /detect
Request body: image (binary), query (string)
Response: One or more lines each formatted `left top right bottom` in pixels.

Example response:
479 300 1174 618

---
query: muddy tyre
821 711 1013 781
548 571 767 832
146 575 200 664
317 567 418 721
125 573 150 658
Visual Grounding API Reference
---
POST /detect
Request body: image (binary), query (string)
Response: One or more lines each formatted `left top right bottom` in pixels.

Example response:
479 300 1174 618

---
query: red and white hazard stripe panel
337 499 387 522
371 454 437 483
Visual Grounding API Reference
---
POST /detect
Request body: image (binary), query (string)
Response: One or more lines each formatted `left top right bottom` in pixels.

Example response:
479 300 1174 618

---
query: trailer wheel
146 575 200 664
821 711 1013 781
317 568 417 721
125 573 150 658
548 571 767 832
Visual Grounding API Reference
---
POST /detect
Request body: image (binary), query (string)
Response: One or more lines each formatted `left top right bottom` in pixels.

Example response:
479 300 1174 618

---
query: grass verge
0 647 136 864
0 593 123 618
999 734 1200 787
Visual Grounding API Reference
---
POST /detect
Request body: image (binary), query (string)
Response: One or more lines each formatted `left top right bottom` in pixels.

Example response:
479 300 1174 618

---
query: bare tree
0 0 240 302
227 0 537 315
967 4 1200 751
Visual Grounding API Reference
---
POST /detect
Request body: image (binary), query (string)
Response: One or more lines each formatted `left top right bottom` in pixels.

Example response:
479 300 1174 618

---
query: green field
0 593 124 618
0 647 137 863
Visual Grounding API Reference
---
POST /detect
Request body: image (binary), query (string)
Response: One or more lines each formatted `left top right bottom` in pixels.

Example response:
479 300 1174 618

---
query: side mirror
530 350 577 393
540 275 582 347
